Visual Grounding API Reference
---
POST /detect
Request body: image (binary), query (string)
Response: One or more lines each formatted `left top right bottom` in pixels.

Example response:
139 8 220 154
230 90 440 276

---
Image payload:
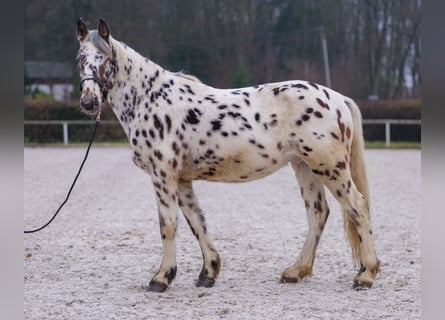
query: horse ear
76 18 89 41
98 18 110 43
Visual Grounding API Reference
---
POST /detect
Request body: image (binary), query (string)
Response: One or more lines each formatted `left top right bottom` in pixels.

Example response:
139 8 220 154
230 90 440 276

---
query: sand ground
24 147 421 319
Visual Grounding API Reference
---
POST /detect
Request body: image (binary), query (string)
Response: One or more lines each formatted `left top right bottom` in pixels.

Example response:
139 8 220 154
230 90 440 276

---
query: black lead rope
24 114 101 234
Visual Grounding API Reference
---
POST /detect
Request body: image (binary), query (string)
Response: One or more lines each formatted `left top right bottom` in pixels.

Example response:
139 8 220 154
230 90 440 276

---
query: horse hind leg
178 180 221 287
281 159 330 283
318 163 380 289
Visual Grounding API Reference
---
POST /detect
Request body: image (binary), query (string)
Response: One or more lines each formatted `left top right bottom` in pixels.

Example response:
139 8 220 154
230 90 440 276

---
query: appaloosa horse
76 18 380 292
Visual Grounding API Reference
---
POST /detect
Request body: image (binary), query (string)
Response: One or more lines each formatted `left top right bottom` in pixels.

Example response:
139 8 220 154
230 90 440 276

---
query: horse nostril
83 102 94 110
80 97 96 111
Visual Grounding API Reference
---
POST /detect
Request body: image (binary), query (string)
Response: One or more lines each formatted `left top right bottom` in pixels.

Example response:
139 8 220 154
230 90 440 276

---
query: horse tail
344 98 370 264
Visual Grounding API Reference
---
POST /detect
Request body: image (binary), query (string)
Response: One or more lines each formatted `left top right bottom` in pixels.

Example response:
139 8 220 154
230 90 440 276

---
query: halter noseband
80 75 109 100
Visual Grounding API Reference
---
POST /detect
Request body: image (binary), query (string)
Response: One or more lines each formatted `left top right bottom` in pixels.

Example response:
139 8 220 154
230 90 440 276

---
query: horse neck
108 39 164 126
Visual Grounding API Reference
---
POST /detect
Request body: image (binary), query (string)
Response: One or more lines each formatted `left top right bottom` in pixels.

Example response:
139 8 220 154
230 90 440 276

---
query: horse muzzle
80 94 100 114
79 75 108 115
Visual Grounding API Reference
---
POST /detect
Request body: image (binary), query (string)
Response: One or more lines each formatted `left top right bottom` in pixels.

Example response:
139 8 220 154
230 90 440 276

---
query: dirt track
24 147 420 319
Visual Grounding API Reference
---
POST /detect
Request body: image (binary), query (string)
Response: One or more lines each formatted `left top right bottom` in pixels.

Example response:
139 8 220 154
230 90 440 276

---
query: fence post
385 121 390 147
63 122 68 145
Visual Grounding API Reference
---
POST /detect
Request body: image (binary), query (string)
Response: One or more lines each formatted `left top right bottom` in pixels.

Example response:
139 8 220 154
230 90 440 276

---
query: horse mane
89 30 201 83
89 30 113 58
175 72 202 83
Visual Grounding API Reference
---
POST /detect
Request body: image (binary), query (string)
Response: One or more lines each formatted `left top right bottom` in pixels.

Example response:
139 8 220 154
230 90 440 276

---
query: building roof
25 61 73 80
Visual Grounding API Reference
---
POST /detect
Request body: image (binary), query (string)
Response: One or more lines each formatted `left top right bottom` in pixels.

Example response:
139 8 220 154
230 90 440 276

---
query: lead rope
24 112 101 234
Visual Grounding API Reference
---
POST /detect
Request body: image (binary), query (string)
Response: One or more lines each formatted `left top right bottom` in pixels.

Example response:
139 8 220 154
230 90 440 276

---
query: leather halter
80 74 109 100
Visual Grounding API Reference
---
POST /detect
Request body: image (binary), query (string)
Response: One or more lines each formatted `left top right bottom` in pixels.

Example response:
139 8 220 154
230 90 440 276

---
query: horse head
76 18 117 115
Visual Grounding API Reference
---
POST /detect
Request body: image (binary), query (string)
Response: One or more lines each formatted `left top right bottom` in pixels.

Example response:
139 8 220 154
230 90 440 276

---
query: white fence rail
24 120 119 145
362 119 421 146
25 119 421 146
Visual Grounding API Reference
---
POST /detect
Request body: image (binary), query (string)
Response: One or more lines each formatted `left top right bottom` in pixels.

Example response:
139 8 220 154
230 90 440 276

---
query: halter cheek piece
80 75 109 100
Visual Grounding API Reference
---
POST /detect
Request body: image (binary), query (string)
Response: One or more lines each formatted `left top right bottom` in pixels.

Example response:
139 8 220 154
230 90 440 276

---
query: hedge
24 98 420 143
24 98 126 143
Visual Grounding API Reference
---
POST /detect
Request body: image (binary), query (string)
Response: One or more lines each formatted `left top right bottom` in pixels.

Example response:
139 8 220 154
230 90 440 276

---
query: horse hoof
147 280 168 293
196 277 215 288
353 280 372 290
280 276 299 284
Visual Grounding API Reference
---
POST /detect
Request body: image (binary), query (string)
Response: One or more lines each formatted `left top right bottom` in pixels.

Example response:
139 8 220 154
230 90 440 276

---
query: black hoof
280 276 299 284
196 277 215 288
353 280 372 290
147 279 168 293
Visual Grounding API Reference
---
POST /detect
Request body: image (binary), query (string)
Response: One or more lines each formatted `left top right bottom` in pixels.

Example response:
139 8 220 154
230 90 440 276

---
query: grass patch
365 141 420 149
25 140 421 149
25 140 130 148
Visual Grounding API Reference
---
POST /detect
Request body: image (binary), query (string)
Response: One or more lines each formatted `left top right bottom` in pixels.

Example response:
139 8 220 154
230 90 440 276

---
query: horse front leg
178 180 221 287
147 175 179 293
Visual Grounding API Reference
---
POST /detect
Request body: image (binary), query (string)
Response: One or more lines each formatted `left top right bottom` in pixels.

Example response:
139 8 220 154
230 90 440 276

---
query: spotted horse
76 18 380 292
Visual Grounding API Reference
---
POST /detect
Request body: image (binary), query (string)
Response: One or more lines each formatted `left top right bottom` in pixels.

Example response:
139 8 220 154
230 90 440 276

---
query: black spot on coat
211 120 222 131
185 109 200 124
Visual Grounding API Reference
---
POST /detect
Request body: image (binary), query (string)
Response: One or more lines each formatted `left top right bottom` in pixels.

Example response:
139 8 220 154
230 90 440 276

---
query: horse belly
180 148 287 183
